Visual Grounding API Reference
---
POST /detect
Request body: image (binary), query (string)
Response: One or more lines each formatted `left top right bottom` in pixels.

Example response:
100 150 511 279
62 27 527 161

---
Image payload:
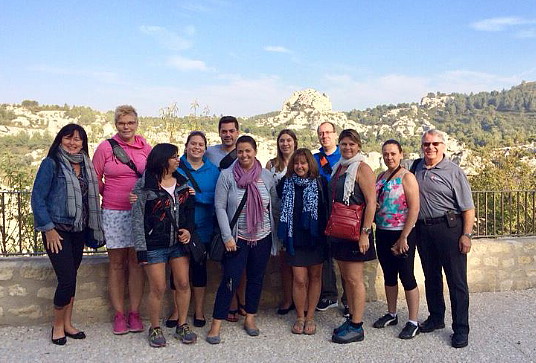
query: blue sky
1 0 536 117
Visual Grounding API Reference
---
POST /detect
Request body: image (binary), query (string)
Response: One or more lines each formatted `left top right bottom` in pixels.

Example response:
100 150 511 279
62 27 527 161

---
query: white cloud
264 46 291 53
28 65 122 84
470 17 533 32
139 25 192 51
516 28 536 38
166 56 212 72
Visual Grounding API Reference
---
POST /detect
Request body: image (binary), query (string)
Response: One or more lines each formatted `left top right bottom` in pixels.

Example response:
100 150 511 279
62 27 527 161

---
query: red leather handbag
324 202 364 241
324 166 365 242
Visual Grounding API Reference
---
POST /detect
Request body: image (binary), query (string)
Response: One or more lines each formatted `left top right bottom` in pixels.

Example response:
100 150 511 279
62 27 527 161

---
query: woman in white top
265 129 298 315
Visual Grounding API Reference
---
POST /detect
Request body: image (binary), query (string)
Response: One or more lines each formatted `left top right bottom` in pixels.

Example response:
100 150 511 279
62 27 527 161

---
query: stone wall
1 237 535 326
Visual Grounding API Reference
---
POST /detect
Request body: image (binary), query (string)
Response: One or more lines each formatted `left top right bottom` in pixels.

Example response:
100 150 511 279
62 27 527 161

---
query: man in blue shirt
313 121 347 315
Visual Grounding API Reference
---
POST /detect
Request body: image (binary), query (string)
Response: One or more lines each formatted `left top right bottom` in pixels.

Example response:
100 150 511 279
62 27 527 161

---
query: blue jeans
146 244 186 264
212 234 272 320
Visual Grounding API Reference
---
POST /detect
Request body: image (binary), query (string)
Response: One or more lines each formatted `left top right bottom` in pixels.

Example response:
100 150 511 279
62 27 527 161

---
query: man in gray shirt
413 129 475 349
206 116 239 170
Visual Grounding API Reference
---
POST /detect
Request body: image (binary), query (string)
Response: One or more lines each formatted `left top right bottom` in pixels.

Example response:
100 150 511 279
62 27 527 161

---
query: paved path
1 289 535 362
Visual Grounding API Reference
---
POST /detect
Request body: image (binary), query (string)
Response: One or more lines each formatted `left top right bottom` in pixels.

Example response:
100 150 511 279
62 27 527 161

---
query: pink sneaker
128 311 144 333
113 312 129 335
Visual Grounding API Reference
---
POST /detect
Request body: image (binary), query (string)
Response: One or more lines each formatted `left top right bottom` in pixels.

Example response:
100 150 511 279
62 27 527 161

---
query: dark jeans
212 235 272 320
320 245 347 304
417 219 469 335
376 229 417 290
44 229 85 307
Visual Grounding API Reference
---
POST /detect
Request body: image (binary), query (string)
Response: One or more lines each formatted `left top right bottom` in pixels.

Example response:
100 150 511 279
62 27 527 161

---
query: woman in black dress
329 129 377 344
277 148 328 335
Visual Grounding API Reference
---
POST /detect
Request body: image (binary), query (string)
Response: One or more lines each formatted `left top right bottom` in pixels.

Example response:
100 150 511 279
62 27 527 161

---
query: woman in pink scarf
206 136 278 344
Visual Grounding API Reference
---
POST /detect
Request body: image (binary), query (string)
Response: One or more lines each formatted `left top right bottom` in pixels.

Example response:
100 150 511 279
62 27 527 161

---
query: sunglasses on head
422 142 443 147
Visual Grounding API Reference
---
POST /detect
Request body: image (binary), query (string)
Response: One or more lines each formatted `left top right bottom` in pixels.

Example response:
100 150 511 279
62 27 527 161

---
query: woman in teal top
167 131 220 329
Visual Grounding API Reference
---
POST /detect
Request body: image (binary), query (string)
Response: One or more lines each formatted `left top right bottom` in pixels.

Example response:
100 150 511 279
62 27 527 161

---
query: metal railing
1 189 535 256
473 190 536 237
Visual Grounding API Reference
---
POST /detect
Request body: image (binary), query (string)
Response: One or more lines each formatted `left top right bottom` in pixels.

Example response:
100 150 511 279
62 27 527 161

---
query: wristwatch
463 233 473 239
361 227 372 235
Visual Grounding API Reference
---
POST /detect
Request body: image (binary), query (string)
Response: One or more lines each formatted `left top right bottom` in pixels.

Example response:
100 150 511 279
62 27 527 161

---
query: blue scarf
277 175 319 255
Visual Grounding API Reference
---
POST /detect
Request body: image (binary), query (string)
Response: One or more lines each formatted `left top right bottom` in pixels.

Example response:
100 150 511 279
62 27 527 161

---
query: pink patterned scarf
233 159 263 234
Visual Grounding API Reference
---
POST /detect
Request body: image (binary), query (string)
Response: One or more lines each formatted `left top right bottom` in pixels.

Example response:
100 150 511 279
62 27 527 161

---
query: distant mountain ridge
1 81 535 182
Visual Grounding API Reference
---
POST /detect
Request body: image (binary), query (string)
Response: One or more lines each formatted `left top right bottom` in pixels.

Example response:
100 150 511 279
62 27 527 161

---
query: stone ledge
0 237 535 326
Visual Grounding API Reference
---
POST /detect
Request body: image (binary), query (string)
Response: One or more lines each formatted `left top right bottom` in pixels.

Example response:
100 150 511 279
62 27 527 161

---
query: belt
417 214 461 226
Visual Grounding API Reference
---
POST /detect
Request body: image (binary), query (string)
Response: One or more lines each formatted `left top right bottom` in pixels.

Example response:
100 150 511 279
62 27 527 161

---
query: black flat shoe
51 327 66 346
193 313 206 328
276 303 295 315
65 331 86 339
165 316 178 328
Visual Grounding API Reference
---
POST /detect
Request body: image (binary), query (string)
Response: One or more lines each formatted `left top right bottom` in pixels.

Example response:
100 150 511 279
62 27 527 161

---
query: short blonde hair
114 105 138 123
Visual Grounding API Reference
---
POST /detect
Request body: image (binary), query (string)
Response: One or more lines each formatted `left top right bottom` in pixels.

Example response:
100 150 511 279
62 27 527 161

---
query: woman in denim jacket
131 143 196 348
31 124 104 345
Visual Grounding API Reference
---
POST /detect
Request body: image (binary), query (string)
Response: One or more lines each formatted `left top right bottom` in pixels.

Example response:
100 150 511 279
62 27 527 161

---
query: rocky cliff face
0 89 479 173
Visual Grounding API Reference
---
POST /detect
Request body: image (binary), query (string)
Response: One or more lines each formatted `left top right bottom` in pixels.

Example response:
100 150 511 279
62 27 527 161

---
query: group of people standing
31 105 474 349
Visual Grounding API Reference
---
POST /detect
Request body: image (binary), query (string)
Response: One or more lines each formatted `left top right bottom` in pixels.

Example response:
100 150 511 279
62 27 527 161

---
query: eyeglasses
116 121 137 127
318 131 335 136
422 142 443 147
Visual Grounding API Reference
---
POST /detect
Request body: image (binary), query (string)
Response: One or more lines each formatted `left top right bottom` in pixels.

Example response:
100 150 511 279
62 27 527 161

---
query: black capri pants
170 253 207 290
375 228 417 291
44 229 85 307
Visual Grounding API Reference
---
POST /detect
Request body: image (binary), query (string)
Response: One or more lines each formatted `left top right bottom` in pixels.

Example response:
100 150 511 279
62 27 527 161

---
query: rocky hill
3 82 536 189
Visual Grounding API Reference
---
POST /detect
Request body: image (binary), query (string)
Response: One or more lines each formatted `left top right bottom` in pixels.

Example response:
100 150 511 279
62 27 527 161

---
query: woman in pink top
93 105 152 335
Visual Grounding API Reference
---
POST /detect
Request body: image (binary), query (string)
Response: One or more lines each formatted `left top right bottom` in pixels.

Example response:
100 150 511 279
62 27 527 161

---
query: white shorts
102 209 134 249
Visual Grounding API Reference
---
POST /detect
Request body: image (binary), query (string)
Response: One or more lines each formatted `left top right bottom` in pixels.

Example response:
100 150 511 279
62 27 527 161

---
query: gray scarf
57 147 104 242
330 153 365 204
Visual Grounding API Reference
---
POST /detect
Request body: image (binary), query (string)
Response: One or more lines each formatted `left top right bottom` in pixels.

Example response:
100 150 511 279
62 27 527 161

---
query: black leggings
44 229 85 307
170 252 207 290
375 229 417 291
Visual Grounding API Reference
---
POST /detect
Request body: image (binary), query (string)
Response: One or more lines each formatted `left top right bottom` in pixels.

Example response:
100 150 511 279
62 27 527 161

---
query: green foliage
469 149 536 236
65 106 100 125
0 104 17 125
345 81 536 153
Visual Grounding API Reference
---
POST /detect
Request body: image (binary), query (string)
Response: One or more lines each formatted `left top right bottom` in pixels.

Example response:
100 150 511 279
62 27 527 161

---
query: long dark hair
270 129 298 172
47 124 89 165
146 143 178 181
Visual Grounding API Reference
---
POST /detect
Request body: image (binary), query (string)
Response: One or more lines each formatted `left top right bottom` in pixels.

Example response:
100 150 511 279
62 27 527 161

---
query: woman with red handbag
327 129 377 344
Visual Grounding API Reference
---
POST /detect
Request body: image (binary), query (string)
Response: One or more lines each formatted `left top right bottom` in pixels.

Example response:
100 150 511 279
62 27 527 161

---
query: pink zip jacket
92 134 152 210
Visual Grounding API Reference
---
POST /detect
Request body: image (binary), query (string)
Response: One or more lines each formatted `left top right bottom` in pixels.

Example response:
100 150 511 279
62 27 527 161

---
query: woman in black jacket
277 148 328 335
132 143 196 348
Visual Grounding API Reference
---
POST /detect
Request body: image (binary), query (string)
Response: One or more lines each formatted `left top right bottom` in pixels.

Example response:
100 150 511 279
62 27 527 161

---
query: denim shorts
146 244 187 264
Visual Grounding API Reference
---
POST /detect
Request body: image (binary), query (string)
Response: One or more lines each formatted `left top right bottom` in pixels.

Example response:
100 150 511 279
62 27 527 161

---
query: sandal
304 319 317 335
226 309 239 323
291 318 305 334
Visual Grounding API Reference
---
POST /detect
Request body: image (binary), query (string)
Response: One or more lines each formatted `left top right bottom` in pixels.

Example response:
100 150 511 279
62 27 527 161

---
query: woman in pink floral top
373 139 421 340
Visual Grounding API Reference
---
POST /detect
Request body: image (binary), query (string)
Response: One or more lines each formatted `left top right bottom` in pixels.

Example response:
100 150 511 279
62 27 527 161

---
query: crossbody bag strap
219 148 237 170
107 139 142 178
178 162 202 193
377 165 402 198
229 190 248 229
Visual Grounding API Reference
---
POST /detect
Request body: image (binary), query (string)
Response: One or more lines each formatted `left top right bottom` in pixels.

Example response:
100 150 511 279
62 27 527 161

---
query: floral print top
375 172 409 231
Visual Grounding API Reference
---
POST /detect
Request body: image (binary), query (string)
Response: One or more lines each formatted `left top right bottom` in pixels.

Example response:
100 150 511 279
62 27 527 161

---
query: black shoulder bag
209 191 248 262
219 148 237 170
409 158 423 174
107 139 142 178
164 206 206 264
